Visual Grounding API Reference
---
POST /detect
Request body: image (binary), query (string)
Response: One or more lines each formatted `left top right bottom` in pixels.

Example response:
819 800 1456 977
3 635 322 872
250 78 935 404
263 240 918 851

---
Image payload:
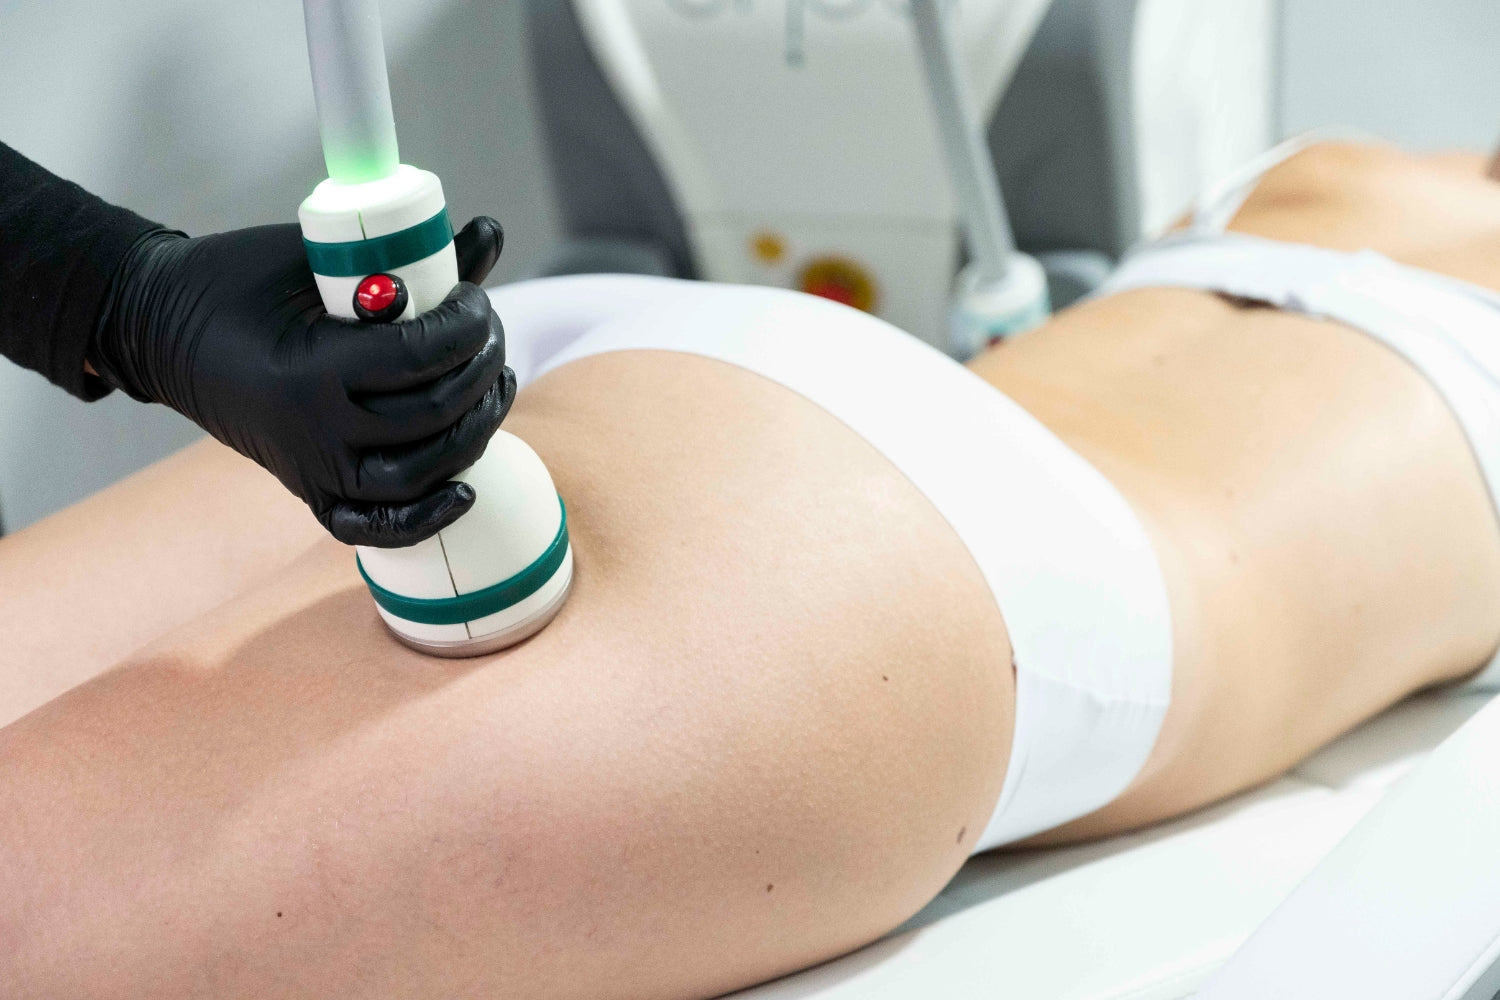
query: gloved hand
90 216 516 548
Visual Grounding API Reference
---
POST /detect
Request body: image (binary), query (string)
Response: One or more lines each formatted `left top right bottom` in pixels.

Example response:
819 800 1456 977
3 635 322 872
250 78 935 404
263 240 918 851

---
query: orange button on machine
798 256 877 314
750 231 787 264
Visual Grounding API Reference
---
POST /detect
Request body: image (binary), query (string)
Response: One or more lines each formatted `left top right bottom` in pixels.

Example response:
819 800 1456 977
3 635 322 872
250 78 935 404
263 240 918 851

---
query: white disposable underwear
490 274 1175 852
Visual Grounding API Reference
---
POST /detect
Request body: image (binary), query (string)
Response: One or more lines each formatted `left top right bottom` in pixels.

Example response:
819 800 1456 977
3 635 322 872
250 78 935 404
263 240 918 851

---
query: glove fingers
349 376 513 503
453 216 504 286
338 283 496 394
323 481 477 548
350 324 511 446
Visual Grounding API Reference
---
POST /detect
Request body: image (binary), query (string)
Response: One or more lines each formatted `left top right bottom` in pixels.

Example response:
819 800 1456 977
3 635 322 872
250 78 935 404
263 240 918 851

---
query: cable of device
910 0 1050 356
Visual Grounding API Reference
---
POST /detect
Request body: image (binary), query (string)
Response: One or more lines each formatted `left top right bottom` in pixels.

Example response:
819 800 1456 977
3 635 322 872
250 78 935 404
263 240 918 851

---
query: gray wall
4 0 1500 530
0 0 559 531
1280 0 1500 150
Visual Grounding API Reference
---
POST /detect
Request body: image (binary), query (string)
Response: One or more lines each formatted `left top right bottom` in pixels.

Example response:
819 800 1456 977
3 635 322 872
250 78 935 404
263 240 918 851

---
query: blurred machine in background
526 0 1276 348
8 0 1497 532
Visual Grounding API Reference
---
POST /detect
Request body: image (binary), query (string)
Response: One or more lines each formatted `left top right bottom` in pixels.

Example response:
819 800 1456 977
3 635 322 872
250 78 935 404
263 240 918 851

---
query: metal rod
910 0 1016 284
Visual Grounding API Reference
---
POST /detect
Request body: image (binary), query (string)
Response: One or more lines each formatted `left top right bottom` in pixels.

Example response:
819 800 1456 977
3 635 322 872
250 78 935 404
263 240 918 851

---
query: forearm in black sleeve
0 140 164 400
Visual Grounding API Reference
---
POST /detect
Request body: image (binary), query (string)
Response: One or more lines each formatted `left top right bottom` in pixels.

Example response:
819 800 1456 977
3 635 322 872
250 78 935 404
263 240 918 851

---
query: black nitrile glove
90 216 516 548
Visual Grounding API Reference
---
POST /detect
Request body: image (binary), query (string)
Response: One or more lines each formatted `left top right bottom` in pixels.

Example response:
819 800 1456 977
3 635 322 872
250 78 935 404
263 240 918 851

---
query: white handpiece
298 0 573 656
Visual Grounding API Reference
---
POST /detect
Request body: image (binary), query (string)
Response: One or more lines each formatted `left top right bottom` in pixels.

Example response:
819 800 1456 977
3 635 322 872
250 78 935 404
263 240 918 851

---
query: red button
805 280 857 307
797 257 876 313
356 274 400 314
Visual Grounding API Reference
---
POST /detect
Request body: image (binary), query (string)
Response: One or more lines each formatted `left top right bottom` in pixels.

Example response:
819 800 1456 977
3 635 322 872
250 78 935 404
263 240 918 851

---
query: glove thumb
453 216 505 287
323 481 477 548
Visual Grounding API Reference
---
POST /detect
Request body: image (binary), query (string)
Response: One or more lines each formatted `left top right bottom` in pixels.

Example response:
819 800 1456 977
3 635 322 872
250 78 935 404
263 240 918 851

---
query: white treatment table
729 688 1495 999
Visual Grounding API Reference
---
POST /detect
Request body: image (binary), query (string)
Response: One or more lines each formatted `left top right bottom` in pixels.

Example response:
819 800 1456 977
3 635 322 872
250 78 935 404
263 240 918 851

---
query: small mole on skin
957 826 967 844
276 912 282 918
766 884 774 893
882 675 889 682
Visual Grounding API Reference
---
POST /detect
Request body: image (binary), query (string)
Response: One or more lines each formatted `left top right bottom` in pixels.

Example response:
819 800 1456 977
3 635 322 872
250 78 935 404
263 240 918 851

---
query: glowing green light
322 137 400 186
304 0 402 184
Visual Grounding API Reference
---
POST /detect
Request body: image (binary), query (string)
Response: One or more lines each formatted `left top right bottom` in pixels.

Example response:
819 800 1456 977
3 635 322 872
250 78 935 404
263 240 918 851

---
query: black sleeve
0 141 164 400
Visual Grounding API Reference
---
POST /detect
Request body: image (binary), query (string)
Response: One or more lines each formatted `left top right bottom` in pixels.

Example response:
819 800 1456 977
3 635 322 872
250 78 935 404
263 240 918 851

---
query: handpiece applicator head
299 0 573 656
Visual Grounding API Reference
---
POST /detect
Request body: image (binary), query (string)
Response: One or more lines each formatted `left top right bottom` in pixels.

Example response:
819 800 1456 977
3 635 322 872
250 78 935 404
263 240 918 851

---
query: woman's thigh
1 351 1014 1000
0 438 325 727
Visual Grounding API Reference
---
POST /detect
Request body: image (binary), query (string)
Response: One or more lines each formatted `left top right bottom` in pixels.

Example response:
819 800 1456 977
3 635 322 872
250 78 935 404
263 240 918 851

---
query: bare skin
2 141 1499 997
0 357 1011 999
981 142 1500 842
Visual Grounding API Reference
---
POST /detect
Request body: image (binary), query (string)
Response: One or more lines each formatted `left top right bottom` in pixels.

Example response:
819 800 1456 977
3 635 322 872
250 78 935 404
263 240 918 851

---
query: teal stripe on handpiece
303 207 454 277
357 498 570 627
